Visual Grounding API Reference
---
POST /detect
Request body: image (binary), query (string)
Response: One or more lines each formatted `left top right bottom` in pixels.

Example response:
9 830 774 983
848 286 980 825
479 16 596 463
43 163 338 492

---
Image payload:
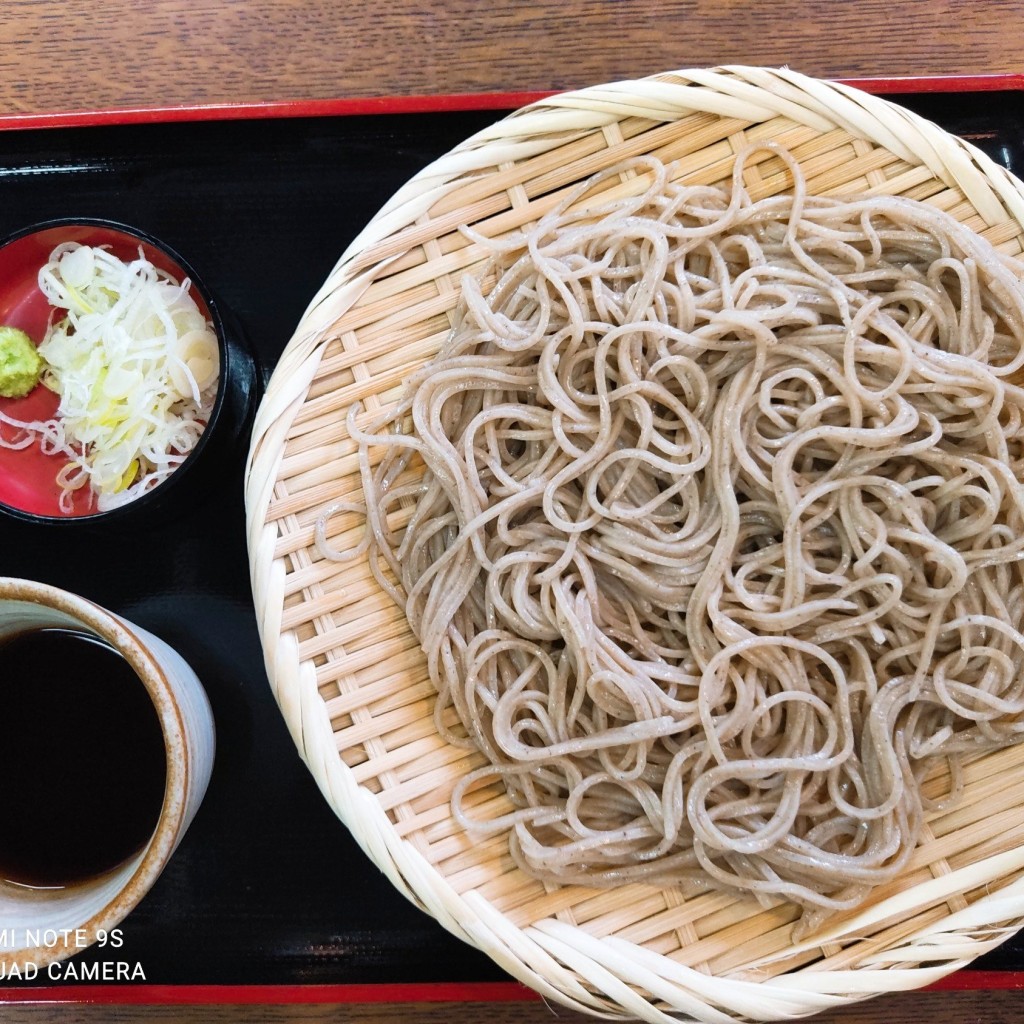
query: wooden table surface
0 0 1022 116
2 0 1024 1022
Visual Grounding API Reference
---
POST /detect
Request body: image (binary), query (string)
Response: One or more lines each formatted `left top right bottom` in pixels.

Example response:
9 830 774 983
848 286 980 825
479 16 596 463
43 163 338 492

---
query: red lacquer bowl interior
0 223 214 520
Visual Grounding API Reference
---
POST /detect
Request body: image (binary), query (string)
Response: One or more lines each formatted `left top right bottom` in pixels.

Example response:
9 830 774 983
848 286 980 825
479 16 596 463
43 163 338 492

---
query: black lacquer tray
0 83 1022 997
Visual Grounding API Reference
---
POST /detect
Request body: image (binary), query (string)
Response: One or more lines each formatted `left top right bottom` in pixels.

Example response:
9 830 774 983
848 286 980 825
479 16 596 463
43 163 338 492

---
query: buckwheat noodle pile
320 143 1024 928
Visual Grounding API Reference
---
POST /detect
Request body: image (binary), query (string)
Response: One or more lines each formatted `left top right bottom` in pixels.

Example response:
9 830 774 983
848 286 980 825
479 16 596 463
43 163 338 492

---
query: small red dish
0 220 227 523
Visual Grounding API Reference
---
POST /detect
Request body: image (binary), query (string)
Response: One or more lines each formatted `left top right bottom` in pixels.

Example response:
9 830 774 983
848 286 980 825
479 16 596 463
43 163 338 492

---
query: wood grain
0 0 1022 116
1 991 1023 1024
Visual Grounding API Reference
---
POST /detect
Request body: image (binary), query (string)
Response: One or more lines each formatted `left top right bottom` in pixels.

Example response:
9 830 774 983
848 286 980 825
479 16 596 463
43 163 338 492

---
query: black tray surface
1 89 1022 988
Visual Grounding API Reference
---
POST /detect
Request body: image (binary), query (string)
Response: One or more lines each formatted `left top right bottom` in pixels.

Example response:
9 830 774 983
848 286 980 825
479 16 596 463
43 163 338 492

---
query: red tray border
1 69 1022 1006
0 972 1022 1005
0 73 1021 133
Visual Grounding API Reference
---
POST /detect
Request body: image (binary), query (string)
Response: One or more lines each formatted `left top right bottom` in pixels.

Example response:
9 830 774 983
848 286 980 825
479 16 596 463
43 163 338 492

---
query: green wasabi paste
0 326 42 398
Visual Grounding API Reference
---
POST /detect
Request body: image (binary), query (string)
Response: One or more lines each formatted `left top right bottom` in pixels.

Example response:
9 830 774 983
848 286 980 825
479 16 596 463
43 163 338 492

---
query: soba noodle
322 143 1024 926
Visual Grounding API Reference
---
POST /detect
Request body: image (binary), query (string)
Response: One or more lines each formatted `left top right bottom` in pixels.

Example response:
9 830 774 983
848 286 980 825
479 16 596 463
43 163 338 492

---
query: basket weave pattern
245 67 1024 1022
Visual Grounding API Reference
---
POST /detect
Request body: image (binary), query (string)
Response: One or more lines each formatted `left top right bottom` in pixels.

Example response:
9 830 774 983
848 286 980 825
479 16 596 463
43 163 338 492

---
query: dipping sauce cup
0 577 215 973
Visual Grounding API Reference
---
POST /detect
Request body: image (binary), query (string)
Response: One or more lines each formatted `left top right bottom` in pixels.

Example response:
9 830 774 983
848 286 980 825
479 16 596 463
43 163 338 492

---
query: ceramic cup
0 577 215 973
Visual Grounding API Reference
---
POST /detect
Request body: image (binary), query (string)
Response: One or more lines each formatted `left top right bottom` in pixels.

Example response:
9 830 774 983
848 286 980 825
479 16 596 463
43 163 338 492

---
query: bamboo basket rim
245 66 1024 1023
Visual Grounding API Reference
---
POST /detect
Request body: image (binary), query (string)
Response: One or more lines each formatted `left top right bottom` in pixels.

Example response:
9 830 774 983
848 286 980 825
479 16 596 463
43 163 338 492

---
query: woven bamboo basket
245 66 1024 1023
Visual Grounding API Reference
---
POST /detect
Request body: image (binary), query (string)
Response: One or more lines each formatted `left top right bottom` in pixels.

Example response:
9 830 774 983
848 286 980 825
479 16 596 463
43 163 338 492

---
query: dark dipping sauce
0 628 167 888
